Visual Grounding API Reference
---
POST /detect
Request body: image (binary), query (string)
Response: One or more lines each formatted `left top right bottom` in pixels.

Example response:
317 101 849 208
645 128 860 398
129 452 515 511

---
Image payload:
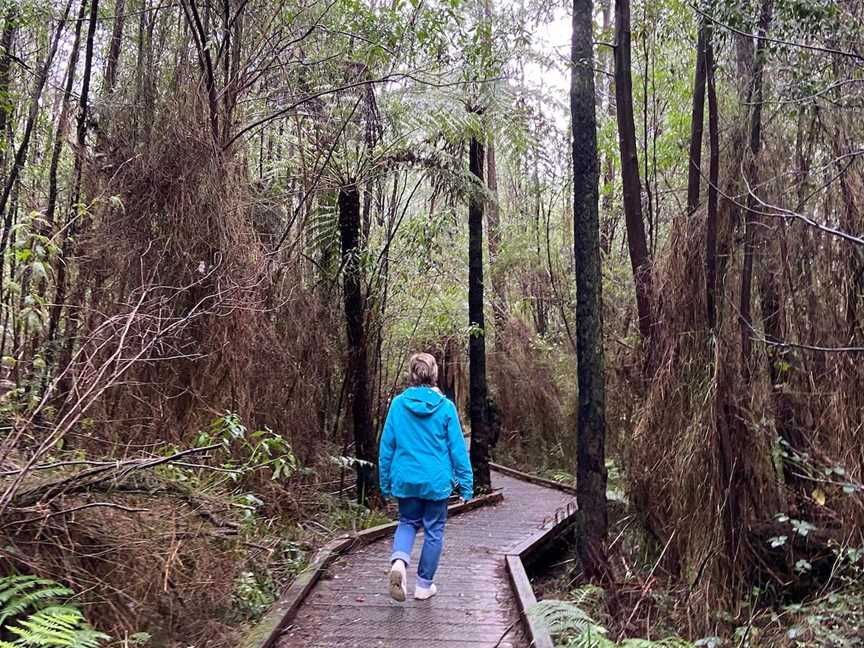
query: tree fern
0 577 109 648
529 598 695 648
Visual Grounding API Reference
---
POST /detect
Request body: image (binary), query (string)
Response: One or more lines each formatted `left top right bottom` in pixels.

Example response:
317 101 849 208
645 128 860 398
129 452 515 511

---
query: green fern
0 578 74 628
529 598 695 648
0 577 109 647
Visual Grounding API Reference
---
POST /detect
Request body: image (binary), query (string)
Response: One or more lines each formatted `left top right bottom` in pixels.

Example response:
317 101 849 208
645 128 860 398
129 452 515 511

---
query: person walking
378 352 474 602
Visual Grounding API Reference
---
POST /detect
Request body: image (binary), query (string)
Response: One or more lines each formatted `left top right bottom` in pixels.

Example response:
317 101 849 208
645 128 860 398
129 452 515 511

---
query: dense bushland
0 0 862 646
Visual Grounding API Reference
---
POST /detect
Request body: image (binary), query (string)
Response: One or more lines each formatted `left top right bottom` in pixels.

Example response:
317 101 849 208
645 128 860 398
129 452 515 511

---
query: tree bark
686 20 708 215
468 134 491 493
104 0 126 95
613 0 653 347
571 0 609 582
0 5 17 171
339 183 378 506
705 32 719 330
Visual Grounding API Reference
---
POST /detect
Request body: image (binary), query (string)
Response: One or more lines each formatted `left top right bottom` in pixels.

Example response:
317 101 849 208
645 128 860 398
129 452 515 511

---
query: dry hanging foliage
66 87 340 461
625 119 864 623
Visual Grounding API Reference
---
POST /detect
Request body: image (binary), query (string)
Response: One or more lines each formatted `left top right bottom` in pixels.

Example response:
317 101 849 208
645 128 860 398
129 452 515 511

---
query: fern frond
0 577 109 648
529 599 603 637
530 598 695 648
0 577 73 626
7 607 109 647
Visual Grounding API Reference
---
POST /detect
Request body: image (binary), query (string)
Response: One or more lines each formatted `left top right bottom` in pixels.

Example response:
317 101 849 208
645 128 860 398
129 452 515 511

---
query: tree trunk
0 5 17 171
571 0 609 583
48 0 99 402
739 0 773 373
0 0 74 255
46 0 88 229
686 20 708 215
705 32 719 330
613 0 653 347
339 183 378 507
468 134 491 494
598 0 617 255
104 0 126 95
486 137 507 339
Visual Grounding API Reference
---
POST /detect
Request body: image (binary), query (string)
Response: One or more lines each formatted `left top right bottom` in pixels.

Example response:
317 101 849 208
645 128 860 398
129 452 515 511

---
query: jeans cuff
390 551 410 566
416 575 433 589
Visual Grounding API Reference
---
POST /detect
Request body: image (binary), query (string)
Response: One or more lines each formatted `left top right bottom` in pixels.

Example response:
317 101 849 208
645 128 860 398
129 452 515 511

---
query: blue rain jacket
379 386 474 501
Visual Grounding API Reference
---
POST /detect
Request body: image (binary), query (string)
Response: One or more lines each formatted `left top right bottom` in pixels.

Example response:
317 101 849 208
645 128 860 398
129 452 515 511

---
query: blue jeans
390 497 448 588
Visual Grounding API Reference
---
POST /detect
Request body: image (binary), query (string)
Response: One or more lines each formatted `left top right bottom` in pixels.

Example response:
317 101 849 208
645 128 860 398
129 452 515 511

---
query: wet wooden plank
254 471 575 648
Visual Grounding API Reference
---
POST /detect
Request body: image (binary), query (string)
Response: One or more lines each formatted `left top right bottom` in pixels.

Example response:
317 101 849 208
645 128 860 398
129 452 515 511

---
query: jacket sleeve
378 404 396 497
446 401 474 500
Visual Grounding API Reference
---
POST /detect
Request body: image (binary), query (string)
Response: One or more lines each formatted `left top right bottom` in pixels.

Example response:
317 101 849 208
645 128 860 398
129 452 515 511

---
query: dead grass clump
70 87 340 463
1 486 246 646
489 318 571 470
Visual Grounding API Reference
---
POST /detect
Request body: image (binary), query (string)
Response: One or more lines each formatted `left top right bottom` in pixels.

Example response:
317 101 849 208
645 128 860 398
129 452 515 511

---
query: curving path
275 470 575 648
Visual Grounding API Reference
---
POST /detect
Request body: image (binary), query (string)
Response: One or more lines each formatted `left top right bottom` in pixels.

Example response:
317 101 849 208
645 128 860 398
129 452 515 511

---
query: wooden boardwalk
275 470 575 648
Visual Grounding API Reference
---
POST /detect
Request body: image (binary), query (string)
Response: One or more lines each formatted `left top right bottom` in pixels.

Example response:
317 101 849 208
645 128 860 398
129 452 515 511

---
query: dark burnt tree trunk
613 0 653 347
468 134 491 494
339 183 378 506
686 19 708 215
571 0 609 582
705 30 720 330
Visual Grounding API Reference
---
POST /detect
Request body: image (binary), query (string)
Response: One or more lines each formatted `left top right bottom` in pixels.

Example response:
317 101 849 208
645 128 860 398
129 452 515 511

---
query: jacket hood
400 386 446 417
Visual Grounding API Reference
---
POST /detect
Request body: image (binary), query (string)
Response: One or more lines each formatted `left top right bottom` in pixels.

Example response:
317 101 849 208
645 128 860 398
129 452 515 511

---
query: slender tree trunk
705 32 719 330
104 0 126 95
598 0 617 255
0 5 17 171
46 0 88 229
686 20 708 215
739 0 773 374
613 0 653 347
571 0 609 583
47 0 99 403
0 0 74 255
468 134 491 493
339 183 378 506
486 137 507 339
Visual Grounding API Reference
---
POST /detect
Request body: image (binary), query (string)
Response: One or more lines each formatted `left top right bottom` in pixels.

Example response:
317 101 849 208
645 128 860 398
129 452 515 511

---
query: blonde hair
408 353 439 387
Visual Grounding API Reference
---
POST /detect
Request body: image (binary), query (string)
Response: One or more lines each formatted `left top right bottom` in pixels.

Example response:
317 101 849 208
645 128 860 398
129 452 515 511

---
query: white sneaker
414 583 437 600
388 560 407 602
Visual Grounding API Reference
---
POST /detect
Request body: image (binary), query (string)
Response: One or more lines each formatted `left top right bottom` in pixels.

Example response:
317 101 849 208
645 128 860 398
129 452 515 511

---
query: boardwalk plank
274 471 574 648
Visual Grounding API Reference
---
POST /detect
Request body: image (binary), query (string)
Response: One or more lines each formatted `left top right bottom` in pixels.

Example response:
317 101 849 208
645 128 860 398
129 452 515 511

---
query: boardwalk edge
489 461 578 495
240 489 505 648
499 466 579 648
